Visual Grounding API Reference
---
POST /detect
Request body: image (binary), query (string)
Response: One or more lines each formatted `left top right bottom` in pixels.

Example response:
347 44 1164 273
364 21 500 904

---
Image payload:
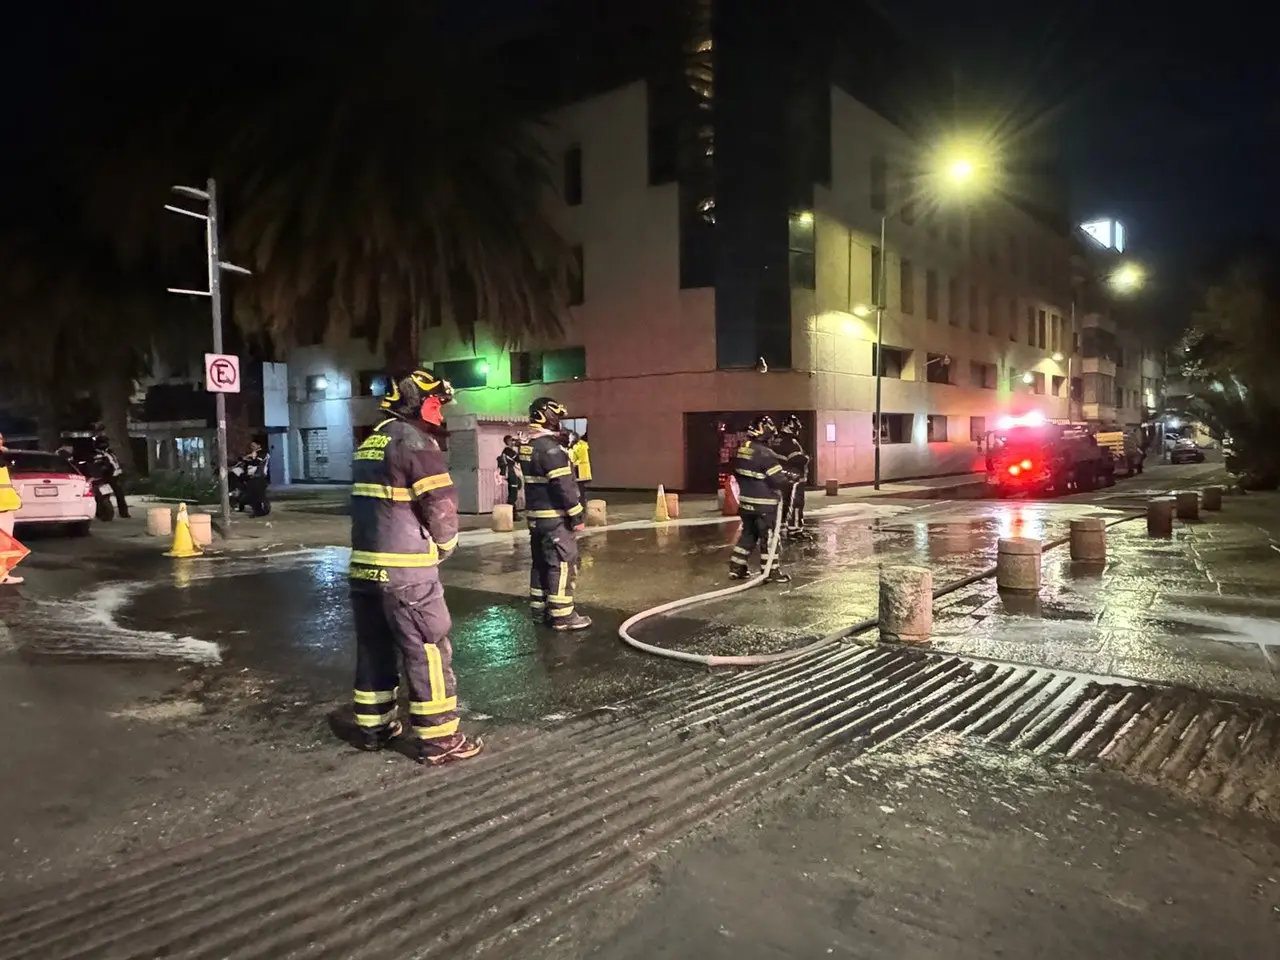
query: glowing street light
852 303 872 318
948 158 975 183
1109 262 1146 293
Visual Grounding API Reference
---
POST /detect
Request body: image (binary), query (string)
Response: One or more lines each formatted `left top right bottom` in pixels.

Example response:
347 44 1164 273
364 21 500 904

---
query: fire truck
984 412 1115 497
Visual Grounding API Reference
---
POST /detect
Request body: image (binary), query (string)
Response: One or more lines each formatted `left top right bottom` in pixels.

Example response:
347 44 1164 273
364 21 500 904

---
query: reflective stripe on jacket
519 430 583 522
348 418 459 585
731 439 789 512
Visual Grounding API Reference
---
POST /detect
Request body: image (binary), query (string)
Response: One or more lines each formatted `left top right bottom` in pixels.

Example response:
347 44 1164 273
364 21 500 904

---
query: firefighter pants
350 577 460 745
507 483 521 514
783 482 806 530
528 519 580 621
730 508 779 574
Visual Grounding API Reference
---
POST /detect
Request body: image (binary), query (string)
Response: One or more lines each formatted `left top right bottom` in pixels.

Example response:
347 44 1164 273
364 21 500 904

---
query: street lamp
1109 262 1146 294
871 140 991 489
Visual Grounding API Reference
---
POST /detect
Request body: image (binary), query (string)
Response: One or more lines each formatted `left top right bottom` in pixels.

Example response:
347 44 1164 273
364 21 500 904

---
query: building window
1052 374 1065 397
899 170 917 224
433 358 489 390
1026 305 1036 346
563 145 583 206
870 246 883 307
357 370 391 397
788 212 816 289
569 244 585 305
947 277 960 327
510 351 544 385
925 269 939 321
925 352 952 384
1051 313 1062 353
304 374 329 401
987 291 999 337
876 413 913 445
1008 299 1018 342
970 416 987 441
872 344 907 379
968 284 980 332
1037 309 1047 349
900 259 915 314
969 361 996 389
544 346 587 382
927 414 949 443
1032 371 1046 395
870 155 888 212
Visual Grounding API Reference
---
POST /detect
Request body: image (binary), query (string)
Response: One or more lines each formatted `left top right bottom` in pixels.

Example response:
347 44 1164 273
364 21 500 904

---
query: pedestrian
729 415 792 583
346 368 483 765
497 435 522 518
520 397 591 630
91 435 130 519
234 441 271 517
772 414 812 539
569 431 592 513
0 433 26 586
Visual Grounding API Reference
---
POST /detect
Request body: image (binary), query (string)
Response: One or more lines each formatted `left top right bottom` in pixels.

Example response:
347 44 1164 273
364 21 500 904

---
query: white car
10 451 96 535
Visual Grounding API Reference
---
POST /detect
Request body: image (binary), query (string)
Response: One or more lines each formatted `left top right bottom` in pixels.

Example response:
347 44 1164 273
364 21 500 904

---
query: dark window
432 358 489 390
510 351 544 385
1071 376 1083 400
900 259 915 314
925 270 939 321
969 361 996 389
926 352 952 384
987 291 999 336
927 415 948 443
543 346 586 382
876 413 913 444
648 122 677 185
947 277 960 327
1052 374 1065 397
569 244 585 305
1037 309 1047 349
563 145 583 206
872 344 907 379
899 170 917 224
1033 371 1046 395
970 416 987 441
968 284 980 332
304 374 328 400
871 246 883 307
788 212 816 289
1026 306 1036 345
870 155 888 212
357 370 391 397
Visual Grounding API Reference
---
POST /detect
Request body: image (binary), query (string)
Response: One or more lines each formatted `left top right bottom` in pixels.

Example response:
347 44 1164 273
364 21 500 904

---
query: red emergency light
1006 458 1035 477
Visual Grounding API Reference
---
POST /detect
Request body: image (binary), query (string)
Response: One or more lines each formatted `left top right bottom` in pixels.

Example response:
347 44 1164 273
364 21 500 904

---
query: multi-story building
282 2 1143 493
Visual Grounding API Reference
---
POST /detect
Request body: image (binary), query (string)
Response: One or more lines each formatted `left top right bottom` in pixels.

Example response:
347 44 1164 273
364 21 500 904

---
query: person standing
0 433 26 586
347 368 483 766
569 431 592 513
520 398 591 630
772 414 812 539
728 415 792 583
236 441 271 517
91 435 130 519
497 435 523 519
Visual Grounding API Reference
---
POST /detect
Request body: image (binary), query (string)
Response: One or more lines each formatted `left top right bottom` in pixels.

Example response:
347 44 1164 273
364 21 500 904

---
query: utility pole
164 179 252 538
872 214 887 490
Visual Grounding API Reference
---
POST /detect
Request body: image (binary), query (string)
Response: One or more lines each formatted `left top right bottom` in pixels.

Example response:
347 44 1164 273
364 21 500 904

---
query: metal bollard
1069 517 1107 562
585 499 608 527
825 479 839 497
996 537 1041 592
878 565 933 643
1176 491 1200 522
1147 498 1175 537
1202 486 1223 511
491 503 514 532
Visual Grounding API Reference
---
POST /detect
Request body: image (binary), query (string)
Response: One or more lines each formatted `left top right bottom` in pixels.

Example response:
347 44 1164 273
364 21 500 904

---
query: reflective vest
0 464 21 513
570 440 592 482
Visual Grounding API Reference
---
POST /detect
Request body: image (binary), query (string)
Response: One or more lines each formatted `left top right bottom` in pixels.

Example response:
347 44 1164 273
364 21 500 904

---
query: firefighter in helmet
729 415 792 582
772 414 812 539
347 368 482 765
519 397 591 630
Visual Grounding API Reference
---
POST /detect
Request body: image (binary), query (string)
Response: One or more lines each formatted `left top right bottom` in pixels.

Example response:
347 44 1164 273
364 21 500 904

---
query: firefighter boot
417 733 485 766
764 568 792 584
552 611 593 631
357 720 403 752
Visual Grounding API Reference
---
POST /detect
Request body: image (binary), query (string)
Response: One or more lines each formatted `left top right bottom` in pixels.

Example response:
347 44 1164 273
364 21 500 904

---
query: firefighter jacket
518 430 583 524
348 416 459 586
771 434 811 482
732 438 790 513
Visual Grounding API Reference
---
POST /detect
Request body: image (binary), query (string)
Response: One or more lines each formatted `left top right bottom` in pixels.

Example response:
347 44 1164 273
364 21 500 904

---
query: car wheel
68 520 92 537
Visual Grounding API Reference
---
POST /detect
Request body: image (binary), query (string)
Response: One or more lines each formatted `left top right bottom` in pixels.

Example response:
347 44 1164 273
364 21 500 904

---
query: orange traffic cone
165 503 203 558
653 484 670 522
0 525 29 585
721 474 740 516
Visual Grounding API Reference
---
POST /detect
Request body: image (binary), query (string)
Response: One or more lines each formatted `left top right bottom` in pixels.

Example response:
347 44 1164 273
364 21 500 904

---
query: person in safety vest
772 414 812 539
568 432 592 513
347 369 482 765
729 415 792 583
519 397 591 630
0 433 26 586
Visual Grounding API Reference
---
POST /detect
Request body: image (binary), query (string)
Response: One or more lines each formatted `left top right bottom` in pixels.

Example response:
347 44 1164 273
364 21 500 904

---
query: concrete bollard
491 504 514 532
664 492 680 519
187 512 213 546
878 565 933 644
145 506 173 538
825 479 839 497
996 537 1041 593
1147 498 1175 537
585 499 608 527
1202 486 1223 511
1069 517 1107 562
1176 491 1200 522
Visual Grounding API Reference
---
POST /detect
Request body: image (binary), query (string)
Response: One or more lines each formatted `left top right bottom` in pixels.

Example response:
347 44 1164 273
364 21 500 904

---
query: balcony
1082 403 1117 423
1081 356 1117 377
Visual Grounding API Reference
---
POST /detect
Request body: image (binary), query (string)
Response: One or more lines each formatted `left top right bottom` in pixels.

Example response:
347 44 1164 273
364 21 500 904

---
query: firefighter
347 368 482 765
497 435 522 518
773 414 812 539
729 415 792 583
519 397 591 630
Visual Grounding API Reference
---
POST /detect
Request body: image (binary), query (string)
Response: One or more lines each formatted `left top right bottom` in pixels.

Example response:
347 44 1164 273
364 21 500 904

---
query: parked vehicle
1170 437 1206 464
985 414 1114 497
1095 430 1144 477
10 451 97 535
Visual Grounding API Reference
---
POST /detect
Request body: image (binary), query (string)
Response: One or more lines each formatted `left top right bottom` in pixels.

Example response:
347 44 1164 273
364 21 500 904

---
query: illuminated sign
1079 218 1126 253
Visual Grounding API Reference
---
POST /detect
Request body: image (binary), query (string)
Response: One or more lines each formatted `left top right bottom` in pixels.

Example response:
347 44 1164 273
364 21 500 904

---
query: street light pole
873 214 887 490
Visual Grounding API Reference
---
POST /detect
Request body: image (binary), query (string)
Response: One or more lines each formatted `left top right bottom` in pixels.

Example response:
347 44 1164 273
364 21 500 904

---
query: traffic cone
165 503 203 558
721 474 739 516
653 484 670 522
0 525 29 585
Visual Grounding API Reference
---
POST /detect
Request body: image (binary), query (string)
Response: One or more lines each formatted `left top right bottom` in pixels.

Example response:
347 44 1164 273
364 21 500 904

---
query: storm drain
0 646 1278 960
